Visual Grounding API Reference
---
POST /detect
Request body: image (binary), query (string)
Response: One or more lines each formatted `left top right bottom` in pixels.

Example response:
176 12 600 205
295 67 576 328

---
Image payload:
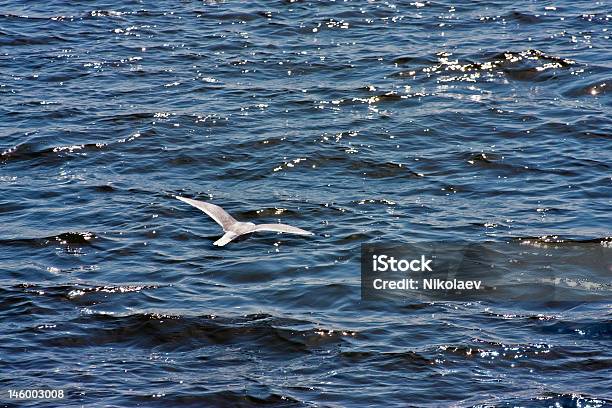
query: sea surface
1 0 611 406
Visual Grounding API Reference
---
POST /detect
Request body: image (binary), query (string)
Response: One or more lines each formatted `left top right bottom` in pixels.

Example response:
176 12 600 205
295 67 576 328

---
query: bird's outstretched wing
176 196 237 231
250 223 313 236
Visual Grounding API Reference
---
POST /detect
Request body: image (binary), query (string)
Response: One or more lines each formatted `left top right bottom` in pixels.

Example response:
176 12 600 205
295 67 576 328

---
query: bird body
175 196 313 246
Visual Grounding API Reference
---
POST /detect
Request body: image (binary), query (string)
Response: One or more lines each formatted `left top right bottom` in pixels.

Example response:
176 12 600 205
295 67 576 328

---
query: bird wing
250 223 314 236
176 196 237 231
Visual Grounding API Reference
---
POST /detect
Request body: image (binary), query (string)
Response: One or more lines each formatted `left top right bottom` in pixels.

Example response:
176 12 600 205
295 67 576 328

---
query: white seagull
176 196 314 246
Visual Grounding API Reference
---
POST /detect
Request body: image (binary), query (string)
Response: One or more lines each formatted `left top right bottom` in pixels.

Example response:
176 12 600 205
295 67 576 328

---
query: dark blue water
1 0 611 406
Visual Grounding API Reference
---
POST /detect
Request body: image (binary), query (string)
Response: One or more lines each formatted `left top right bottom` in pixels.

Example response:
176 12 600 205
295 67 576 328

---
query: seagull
175 196 314 246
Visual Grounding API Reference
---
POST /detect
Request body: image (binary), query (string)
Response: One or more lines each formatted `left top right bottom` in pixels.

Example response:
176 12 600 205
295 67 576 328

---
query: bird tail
213 232 237 247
